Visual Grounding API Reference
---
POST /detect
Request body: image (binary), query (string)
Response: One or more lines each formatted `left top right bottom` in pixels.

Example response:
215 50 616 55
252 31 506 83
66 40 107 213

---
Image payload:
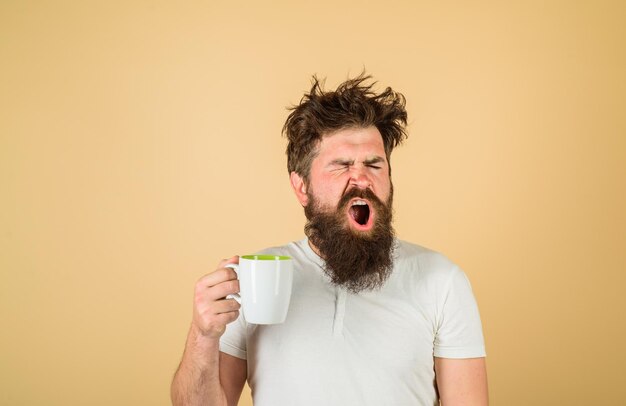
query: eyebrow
329 158 355 166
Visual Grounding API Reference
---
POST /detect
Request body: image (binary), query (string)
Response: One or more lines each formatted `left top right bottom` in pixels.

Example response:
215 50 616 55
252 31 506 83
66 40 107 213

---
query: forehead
316 126 386 158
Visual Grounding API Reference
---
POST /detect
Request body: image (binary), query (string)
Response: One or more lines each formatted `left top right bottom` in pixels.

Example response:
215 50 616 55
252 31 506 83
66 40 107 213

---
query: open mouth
349 199 371 226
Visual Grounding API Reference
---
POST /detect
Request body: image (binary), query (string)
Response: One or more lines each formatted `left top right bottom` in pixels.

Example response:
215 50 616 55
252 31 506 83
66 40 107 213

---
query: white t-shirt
220 238 486 406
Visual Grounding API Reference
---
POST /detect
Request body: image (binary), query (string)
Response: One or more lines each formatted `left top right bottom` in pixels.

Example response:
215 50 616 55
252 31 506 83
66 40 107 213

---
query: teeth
352 200 367 206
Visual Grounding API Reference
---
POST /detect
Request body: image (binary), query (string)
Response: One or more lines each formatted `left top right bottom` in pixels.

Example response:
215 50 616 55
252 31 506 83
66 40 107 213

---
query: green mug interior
241 254 291 261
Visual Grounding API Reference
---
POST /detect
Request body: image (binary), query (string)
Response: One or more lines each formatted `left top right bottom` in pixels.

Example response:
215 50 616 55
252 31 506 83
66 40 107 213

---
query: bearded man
172 75 488 406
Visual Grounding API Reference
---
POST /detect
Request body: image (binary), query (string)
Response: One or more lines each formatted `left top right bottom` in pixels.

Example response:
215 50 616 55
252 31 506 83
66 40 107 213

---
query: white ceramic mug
226 255 293 324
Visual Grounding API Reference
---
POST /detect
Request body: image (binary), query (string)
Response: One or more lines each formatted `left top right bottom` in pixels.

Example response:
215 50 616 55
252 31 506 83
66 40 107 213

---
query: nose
349 168 372 190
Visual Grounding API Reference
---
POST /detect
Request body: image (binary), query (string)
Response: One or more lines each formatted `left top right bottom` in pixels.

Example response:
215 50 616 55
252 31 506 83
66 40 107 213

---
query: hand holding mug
191 257 242 339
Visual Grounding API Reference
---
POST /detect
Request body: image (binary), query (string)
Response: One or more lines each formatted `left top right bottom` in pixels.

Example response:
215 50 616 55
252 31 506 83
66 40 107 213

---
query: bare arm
171 258 247 406
435 357 488 406
219 352 247 405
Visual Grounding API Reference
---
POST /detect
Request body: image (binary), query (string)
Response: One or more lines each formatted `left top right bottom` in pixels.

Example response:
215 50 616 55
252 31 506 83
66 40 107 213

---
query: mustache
337 187 386 210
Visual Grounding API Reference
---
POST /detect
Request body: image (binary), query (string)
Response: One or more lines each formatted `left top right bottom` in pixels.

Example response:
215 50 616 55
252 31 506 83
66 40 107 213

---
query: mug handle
225 263 241 304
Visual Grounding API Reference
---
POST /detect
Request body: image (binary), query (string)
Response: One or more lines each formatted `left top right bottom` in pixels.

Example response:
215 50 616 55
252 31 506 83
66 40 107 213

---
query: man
171 75 488 405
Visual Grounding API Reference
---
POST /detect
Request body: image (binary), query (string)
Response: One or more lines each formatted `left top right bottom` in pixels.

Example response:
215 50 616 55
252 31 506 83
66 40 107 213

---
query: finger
196 268 238 288
214 310 240 325
217 256 239 269
212 298 241 315
195 297 239 319
204 279 240 301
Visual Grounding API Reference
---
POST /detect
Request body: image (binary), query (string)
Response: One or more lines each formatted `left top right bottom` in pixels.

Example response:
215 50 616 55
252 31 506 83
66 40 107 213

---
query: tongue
350 205 370 225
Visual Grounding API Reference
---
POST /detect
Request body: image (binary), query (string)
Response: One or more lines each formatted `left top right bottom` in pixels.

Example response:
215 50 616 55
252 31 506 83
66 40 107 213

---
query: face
290 126 396 292
291 126 392 234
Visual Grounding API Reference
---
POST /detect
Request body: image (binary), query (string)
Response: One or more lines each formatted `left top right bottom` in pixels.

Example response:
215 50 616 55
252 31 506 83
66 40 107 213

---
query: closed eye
329 159 354 171
363 156 386 170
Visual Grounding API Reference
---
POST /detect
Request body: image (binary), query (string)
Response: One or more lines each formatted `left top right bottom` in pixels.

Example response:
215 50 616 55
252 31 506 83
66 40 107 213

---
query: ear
290 171 309 206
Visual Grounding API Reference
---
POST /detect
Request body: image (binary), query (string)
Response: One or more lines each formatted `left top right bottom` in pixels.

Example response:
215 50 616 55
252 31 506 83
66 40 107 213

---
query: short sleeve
433 267 486 359
219 313 248 360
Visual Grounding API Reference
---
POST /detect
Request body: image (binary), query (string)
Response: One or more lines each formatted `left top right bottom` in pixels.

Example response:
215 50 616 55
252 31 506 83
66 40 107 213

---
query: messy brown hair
283 73 408 181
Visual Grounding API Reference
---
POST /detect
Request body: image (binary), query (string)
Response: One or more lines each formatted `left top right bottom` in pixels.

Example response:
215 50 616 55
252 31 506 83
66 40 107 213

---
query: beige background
1 1 625 405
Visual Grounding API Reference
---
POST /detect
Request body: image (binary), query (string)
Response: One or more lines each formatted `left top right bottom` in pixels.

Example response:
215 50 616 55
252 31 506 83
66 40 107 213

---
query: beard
304 186 396 293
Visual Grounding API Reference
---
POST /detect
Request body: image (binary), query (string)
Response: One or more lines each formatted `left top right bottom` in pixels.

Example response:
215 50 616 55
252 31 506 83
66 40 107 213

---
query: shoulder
394 240 460 276
391 239 471 294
